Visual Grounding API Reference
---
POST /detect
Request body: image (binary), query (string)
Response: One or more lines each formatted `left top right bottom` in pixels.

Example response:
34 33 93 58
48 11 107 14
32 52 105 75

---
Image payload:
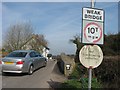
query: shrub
80 78 102 88
68 63 87 79
61 79 82 88
62 63 102 89
94 56 119 88
61 78 102 88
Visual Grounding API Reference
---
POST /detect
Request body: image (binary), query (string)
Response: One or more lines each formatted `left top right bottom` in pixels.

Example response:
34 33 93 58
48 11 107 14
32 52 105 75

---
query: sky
1 0 119 55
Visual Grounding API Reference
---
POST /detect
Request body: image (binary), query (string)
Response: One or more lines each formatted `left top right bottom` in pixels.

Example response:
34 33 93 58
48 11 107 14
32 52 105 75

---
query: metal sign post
88 67 92 89
80 0 104 89
88 1 94 89
91 0 94 8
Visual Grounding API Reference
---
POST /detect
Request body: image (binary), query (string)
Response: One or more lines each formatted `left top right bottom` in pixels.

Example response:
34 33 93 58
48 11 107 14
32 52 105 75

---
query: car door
35 52 44 68
39 54 45 67
29 52 39 69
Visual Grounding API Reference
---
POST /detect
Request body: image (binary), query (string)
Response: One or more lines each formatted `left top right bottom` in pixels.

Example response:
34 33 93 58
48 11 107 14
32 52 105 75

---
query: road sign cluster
80 6 105 89
82 7 104 45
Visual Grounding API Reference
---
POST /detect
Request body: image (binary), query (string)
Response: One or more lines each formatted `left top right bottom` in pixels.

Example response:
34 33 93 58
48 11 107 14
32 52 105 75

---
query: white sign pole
91 0 94 8
88 0 94 89
88 67 92 90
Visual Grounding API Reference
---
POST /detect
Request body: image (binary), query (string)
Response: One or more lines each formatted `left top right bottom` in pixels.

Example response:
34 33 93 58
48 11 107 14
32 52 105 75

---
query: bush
62 56 119 88
94 56 119 88
80 78 102 88
61 78 102 88
61 79 82 88
68 64 80 79
68 63 87 79
102 33 120 55
62 63 102 89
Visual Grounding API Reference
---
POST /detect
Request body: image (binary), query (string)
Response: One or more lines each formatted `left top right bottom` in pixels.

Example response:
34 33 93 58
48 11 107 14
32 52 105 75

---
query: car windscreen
6 52 27 57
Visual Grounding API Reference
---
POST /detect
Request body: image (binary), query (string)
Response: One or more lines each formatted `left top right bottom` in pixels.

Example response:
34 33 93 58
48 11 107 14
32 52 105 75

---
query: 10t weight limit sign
82 20 104 44
84 22 102 43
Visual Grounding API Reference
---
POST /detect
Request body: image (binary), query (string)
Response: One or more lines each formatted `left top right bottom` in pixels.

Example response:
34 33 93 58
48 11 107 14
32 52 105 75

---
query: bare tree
3 22 48 53
3 22 33 52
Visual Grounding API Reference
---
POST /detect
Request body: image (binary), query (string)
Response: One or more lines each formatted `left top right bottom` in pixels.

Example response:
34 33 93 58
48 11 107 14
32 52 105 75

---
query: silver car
2 50 47 75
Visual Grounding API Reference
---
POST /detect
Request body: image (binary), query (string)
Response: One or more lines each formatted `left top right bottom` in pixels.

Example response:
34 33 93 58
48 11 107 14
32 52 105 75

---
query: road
2 59 58 88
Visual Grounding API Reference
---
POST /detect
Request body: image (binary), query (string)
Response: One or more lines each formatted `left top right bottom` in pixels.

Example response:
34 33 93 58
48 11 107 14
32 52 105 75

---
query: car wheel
28 65 34 75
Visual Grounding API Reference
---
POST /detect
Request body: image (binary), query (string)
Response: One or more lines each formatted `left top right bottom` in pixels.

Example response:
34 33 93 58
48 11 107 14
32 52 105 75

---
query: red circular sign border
84 22 102 43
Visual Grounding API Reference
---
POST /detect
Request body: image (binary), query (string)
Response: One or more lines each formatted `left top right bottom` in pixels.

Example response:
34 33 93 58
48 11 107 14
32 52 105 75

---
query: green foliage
68 33 120 88
61 78 102 88
70 33 120 57
102 33 120 55
94 56 119 88
62 63 102 89
61 80 82 88
69 66 80 79
80 78 102 88
68 56 119 88
1 48 5 52
69 63 87 79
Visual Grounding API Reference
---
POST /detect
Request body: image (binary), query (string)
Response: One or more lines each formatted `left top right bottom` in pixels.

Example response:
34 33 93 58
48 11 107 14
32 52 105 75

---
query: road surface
2 59 58 88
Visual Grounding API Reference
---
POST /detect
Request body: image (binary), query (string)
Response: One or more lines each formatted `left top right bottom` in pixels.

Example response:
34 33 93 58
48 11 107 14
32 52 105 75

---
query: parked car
1 50 47 75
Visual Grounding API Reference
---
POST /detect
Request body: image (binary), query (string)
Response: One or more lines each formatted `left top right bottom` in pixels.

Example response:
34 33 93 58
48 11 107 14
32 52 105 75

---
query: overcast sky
1 0 119 55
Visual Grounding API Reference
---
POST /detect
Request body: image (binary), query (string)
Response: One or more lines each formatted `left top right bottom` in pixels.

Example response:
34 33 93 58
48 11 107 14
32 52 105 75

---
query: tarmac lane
2 59 57 89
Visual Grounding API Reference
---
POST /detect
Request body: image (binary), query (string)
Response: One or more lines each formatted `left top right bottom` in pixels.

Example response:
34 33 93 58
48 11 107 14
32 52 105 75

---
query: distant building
21 37 44 53
42 46 50 60
21 36 50 59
